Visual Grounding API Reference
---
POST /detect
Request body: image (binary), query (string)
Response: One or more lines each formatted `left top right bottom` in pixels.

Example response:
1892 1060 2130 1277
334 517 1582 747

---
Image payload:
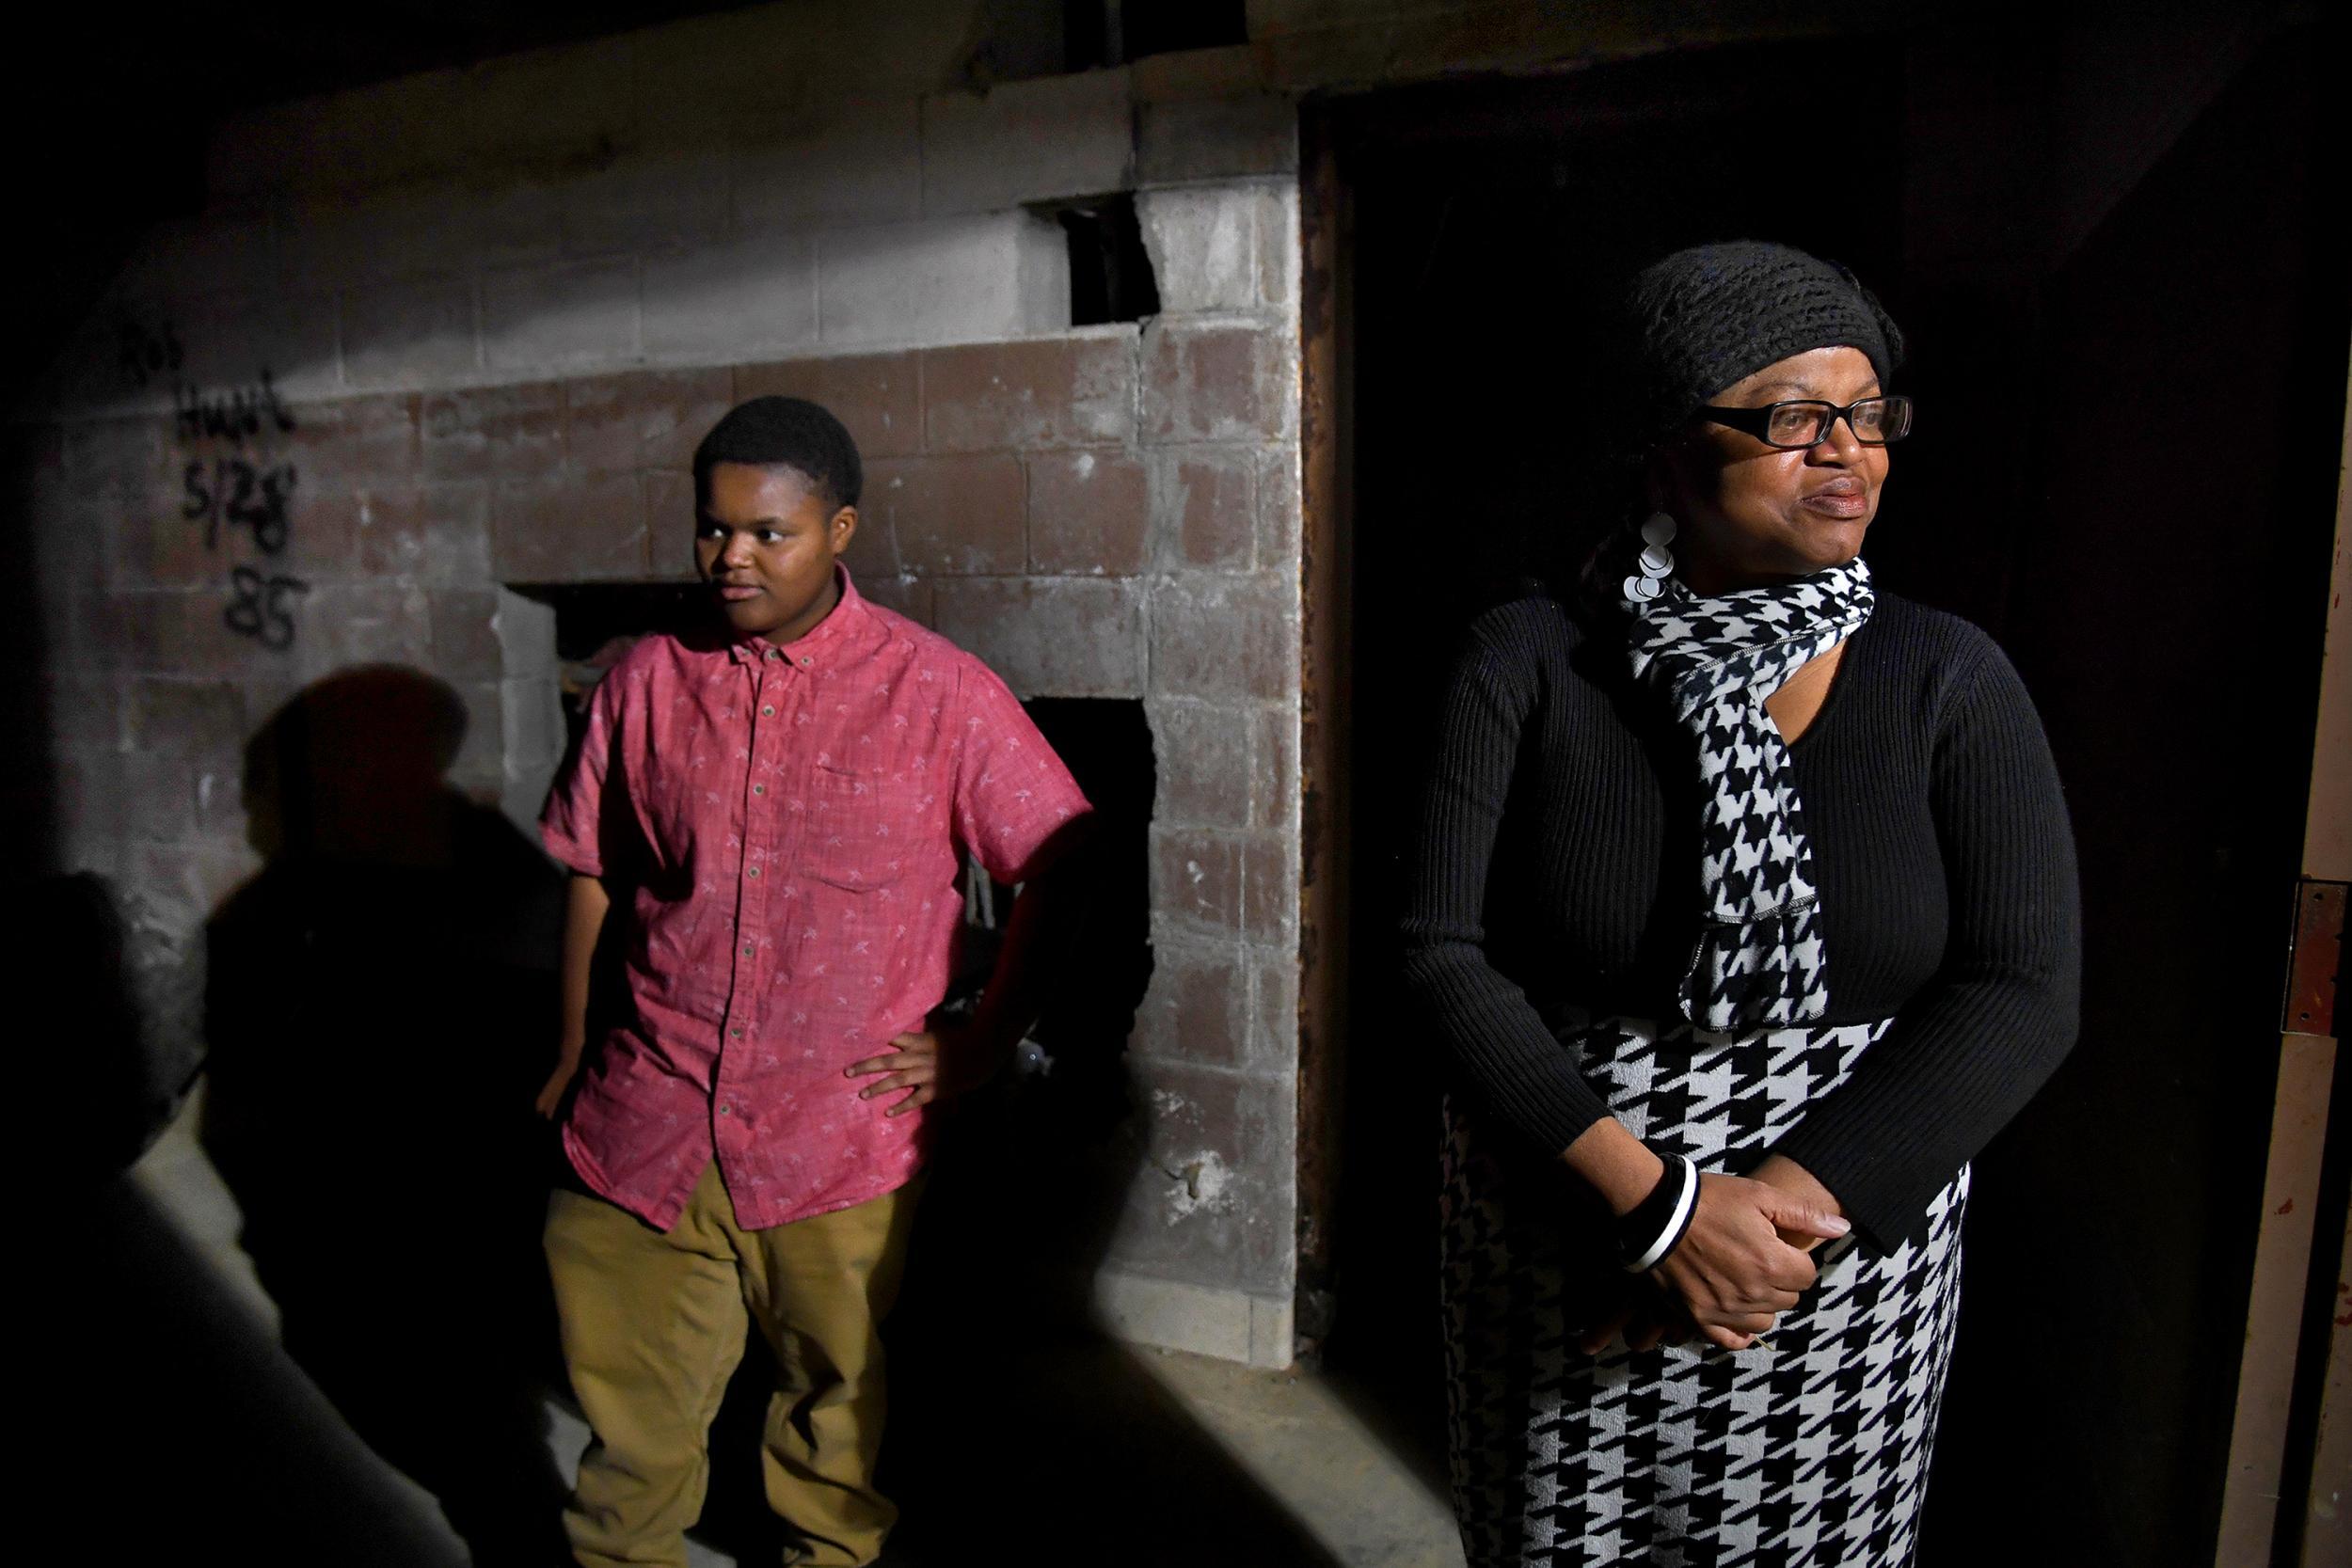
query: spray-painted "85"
183 457 296 552
224 565 309 650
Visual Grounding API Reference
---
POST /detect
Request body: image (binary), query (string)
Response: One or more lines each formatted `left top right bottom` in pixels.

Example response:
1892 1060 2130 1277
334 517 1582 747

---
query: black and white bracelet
1617 1150 1700 1273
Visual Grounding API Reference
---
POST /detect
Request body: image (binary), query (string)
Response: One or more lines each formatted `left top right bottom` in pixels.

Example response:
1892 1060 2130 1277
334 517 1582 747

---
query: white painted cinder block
817 212 1069 348
1137 182 1302 315
1137 185 1258 312
172 288 343 405
557 144 732 260
476 180 566 275
641 236 820 361
1093 1271 1296 1370
277 181 479 291
1137 91 1299 186
466 34 641 172
920 67 1135 216
500 674 568 836
342 277 480 388
732 97 926 230
499 673 564 770
481 257 641 372
493 586 559 682
1259 182 1301 314
633 0 984 142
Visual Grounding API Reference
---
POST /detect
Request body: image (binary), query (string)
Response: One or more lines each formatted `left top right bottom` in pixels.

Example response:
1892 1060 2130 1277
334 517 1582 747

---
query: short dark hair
691 396 864 514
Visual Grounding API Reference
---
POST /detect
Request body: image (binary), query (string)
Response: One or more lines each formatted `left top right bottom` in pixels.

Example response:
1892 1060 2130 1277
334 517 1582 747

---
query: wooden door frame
2214 345 2352 1566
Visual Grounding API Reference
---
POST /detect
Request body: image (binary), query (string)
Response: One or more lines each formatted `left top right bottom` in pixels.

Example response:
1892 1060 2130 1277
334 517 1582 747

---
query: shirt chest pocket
797 764 942 892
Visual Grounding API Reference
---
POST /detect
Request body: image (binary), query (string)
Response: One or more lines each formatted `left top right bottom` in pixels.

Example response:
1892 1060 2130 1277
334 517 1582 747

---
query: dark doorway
1312 17 2345 1563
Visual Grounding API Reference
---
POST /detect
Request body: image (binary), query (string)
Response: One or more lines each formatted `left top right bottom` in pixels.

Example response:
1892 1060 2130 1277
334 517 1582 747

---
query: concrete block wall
18 0 1310 1366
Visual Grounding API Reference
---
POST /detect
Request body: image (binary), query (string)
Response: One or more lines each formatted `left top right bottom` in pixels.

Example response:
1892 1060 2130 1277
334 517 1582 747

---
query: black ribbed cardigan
1398 587 2082 1248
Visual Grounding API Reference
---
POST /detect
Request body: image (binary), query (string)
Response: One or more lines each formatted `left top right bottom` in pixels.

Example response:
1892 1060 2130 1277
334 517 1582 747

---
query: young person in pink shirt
533 396 1093 1567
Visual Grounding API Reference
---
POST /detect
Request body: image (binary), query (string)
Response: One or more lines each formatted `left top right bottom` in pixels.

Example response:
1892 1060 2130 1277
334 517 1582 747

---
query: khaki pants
545 1163 921 1568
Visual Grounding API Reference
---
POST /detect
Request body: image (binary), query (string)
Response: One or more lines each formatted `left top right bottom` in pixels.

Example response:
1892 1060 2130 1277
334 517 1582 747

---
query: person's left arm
848 662 1095 1114
1752 639 2084 1251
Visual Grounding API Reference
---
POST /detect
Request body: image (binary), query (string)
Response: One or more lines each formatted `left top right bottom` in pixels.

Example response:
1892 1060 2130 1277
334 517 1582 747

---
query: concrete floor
73 1097 1462 1567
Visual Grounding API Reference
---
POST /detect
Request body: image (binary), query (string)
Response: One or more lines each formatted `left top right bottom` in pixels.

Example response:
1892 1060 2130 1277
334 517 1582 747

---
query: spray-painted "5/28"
183 457 296 553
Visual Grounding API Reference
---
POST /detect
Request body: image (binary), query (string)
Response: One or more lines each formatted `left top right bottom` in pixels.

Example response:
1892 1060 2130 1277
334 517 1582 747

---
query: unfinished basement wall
17 0 1307 1367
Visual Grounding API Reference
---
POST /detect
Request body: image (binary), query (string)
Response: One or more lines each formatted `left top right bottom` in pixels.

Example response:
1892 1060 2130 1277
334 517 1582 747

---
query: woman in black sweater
1402 242 2080 1567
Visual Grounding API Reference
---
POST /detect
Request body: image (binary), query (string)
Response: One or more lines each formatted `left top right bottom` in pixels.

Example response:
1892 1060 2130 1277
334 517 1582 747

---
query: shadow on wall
199 665 571 1566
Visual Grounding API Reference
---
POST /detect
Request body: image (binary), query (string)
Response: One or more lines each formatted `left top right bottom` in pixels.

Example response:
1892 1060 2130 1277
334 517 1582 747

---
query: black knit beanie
1621 241 1904 448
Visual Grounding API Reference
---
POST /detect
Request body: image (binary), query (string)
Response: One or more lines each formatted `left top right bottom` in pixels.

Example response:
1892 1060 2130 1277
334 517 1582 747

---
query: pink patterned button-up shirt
540 569 1091 1231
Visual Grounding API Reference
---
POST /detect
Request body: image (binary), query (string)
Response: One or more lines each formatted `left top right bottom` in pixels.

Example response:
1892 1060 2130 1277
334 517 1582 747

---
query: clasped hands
1583 1161 1850 1356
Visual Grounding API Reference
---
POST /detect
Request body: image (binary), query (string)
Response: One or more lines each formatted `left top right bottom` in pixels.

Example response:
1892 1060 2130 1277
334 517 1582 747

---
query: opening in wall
517 582 708 753
1055 195 1162 326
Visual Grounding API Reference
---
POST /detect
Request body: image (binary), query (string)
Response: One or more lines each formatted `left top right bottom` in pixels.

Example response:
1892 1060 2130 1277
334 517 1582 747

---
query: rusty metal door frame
1293 94 1351 1361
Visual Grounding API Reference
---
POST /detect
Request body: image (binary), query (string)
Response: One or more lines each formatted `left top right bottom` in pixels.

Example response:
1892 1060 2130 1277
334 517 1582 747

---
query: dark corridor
1318 23 2345 1566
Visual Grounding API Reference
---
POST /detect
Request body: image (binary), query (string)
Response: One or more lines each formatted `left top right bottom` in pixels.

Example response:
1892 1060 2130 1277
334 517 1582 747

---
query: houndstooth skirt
1440 1014 1968 1568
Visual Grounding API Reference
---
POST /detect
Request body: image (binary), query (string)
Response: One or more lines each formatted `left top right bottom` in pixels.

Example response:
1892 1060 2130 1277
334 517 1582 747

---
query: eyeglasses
1695 395 1915 450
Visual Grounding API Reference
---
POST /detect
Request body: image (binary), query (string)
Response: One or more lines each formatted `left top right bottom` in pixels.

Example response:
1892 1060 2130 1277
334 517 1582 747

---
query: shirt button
728 1026 742 1037
753 784 765 796
718 1103 732 1116
761 705 775 717
741 944 754 958
800 657 813 667
746 865 760 879
764 649 779 662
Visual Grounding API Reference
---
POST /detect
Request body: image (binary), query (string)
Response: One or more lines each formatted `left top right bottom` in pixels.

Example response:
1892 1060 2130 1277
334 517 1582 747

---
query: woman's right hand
1651 1173 1848 1351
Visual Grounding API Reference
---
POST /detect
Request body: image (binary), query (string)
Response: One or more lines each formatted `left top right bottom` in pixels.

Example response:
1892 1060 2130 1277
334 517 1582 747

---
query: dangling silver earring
1622 512 1677 605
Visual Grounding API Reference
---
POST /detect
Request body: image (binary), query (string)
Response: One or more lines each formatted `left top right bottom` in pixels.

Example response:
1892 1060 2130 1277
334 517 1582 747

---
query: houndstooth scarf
1626 556 1876 1031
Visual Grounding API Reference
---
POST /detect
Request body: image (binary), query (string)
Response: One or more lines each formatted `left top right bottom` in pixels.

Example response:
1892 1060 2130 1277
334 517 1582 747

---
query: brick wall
18 0 1309 1366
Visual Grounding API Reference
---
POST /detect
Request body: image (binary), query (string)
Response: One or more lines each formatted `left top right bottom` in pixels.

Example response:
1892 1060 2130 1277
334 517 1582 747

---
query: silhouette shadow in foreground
201 666 569 1566
61 1177 498 1566
28 867 203 1181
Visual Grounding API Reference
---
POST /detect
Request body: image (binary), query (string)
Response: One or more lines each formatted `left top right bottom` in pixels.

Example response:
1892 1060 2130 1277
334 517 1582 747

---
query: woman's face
1651 345 1890 594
